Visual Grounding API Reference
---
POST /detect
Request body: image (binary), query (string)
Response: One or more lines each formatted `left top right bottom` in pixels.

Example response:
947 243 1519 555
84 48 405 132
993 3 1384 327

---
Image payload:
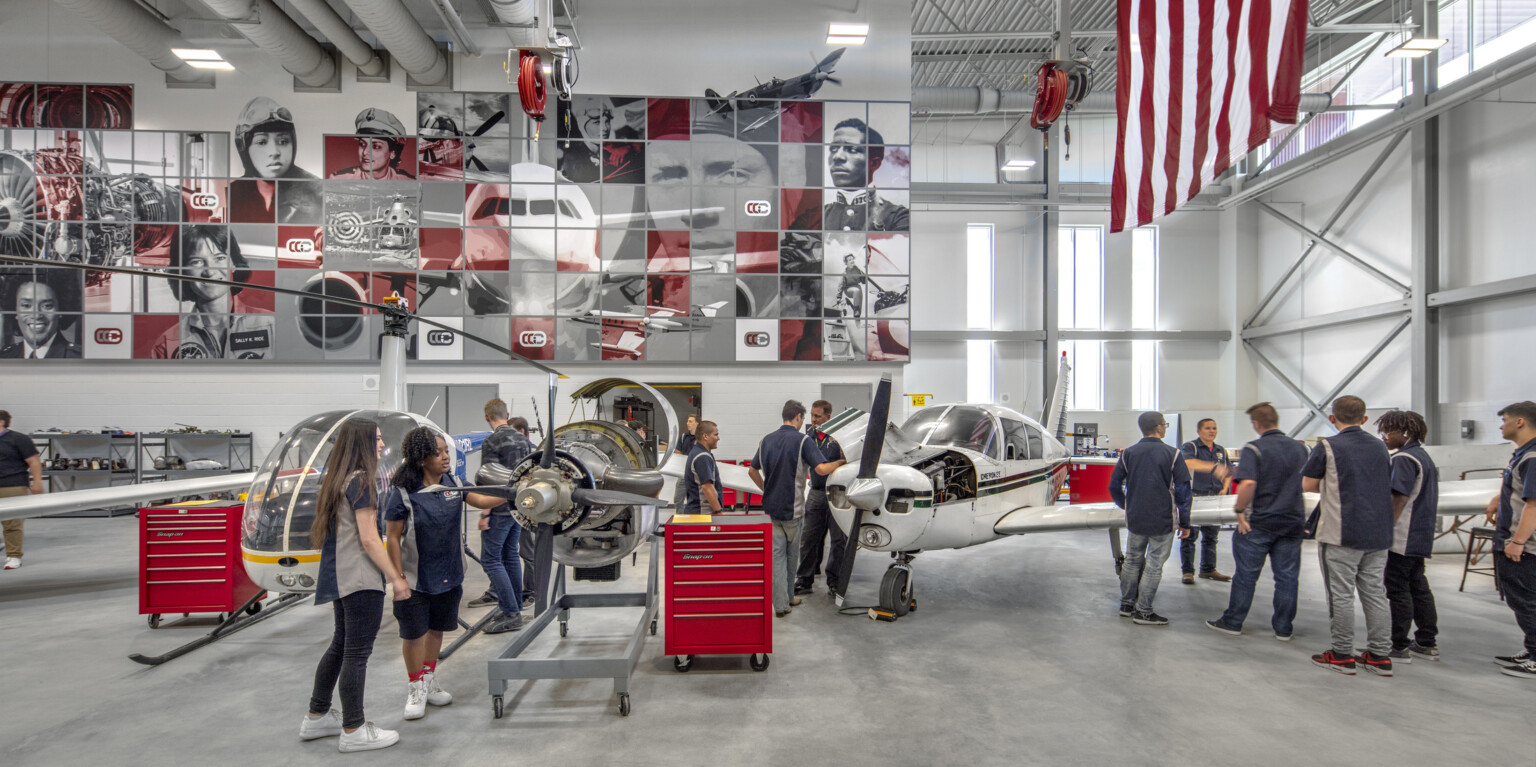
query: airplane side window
1001 418 1031 461
507 199 527 216
1027 425 1043 459
531 199 557 215
474 199 502 219
558 200 580 218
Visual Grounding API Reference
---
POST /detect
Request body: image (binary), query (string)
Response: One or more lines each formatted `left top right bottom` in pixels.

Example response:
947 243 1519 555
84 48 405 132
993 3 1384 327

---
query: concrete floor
1 517 1533 767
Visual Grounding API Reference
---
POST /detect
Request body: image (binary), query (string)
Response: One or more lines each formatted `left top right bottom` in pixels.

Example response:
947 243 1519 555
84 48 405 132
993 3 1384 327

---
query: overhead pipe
197 0 336 87
914 87 1331 115
286 0 386 77
50 0 206 82
486 0 539 24
339 0 450 86
426 0 483 57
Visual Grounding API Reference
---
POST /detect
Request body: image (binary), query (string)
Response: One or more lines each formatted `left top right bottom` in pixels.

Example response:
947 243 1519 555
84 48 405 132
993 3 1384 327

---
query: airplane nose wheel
879 565 914 618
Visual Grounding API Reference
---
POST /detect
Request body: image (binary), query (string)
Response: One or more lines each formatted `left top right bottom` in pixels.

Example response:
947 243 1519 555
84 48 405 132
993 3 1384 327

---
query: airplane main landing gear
876 553 918 619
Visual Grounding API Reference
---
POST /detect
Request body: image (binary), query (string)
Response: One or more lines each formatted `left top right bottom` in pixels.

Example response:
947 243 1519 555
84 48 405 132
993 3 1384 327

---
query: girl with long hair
300 418 409 753
382 427 498 721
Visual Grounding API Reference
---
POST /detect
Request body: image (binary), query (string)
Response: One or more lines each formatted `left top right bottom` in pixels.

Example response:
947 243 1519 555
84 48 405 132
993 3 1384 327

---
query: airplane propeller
830 373 892 604
464 110 505 173
824 76 843 86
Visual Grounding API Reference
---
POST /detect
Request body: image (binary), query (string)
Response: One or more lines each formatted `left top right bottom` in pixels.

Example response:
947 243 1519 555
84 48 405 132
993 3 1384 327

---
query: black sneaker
467 591 497 608
1204 619 1241 636
1132 611 1169 626
522 595 536 610
1407 643 1439 661
483 612 524 634
1500 659 1536 679
1312 650 1357 675
1118 603 1135 618
1494 650 1531 666
1357 652 1394 677
1386 647 1412 664
794 584 813 596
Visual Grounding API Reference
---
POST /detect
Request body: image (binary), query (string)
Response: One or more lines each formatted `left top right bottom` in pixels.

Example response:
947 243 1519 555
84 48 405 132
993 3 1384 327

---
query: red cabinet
139 503 262 626
665 514 773 665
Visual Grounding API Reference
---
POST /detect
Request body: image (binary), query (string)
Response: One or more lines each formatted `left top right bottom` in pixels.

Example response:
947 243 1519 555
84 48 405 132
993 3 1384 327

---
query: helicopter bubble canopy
240 409 448 594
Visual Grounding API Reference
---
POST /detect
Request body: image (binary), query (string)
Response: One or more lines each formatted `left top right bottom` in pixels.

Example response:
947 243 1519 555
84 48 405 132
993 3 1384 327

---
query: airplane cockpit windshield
241 409 444 556
901 406 1001 459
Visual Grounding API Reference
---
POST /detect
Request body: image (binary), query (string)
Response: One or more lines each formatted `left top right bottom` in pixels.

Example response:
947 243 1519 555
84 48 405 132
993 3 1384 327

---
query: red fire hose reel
517 50 547 127
1030 62 1093 132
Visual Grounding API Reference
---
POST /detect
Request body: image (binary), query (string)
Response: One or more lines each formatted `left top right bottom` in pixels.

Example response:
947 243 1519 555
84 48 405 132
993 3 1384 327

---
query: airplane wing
0 473 257 523
993 478 1503 535
658 455 759 497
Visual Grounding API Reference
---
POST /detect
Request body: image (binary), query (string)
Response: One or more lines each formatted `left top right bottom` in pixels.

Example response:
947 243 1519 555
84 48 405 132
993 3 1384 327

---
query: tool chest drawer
664 515 773 658
138 503 263 622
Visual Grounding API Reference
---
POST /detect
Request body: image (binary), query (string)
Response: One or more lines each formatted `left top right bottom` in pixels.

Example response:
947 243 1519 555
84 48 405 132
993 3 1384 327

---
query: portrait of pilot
230 97 322 225
823 118 910 233
150 226 274 360
417 102 461 138
331 108 416 180
0 269 83 359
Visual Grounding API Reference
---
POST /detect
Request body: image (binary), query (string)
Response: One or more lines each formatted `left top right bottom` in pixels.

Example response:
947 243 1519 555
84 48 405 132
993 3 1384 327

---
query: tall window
1059 226 1103 410
968 224 995 403
1131 227 1159 410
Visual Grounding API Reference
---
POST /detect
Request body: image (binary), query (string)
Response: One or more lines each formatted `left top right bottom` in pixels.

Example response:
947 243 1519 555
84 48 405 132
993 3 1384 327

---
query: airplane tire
879 567 912 618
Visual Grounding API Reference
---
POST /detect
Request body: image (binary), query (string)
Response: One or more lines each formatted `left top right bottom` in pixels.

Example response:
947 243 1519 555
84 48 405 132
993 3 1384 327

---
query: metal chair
1460 527 1502 598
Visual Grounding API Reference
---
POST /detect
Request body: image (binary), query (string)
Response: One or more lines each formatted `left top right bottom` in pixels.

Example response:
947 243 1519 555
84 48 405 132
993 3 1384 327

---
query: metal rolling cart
485 530 661 719
664 513 773 672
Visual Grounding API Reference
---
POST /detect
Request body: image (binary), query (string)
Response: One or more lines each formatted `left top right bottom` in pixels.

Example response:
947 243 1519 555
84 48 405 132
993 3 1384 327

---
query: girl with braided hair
1377 409 1442 661
382 426 499 722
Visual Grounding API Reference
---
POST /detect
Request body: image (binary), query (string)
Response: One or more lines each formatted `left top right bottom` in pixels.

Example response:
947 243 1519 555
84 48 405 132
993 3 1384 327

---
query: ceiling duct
50 0 208 83
197 0 337 88
339 0 450 87
286 0 387 78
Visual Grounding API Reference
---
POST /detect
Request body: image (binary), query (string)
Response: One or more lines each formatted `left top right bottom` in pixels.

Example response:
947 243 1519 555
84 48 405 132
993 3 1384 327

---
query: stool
1460 527 1502 596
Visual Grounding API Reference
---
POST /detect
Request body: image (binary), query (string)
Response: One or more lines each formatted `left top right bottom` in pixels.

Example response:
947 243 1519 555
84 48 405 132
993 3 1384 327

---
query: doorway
821 383 874 416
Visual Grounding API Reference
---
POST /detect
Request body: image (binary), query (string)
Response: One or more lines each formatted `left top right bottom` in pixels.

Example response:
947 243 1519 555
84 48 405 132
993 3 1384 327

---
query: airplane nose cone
846 476 886 510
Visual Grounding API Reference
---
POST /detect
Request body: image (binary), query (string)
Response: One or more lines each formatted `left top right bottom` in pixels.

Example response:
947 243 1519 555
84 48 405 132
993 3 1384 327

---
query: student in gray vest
1108 411 1192 626
682 421 723 514
1488 401 1536 680
1377 410 1441 663
1301 395 1395 677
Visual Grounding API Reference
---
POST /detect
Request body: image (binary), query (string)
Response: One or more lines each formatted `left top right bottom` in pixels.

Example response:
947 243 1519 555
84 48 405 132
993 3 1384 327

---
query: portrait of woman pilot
150 225 274 360
331 109 416 181
231 96 321 224
0 269 82 359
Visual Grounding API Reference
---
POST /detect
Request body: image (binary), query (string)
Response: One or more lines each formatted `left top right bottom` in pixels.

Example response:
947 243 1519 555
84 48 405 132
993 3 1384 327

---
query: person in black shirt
797 400 848 595
0 409 42 569
1206 403 1309 640
1179 418 1232 584
469 399 534 634
682 421 723 515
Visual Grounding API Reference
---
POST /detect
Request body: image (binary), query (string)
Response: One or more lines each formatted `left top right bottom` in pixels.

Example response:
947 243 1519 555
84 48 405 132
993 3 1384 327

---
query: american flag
1111 0 1310 232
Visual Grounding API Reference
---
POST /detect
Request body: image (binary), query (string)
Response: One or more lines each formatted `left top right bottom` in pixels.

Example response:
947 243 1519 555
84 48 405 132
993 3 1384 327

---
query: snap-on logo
190 193 220 210
519 330 548 347
681 553 714 560
743 331 770 347
426 330 454 346
94 328 123 344
285 238 316 253
744 200 772 216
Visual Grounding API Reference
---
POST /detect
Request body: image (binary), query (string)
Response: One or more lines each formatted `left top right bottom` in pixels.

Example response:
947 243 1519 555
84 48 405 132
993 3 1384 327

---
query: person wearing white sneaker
0 408 44 570
1490 402 1536 682
384 428 501 720
304 421 407 751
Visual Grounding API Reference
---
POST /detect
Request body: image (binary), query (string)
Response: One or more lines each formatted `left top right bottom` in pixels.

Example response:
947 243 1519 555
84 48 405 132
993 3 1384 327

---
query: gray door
408 384 500 434
821 383 874 416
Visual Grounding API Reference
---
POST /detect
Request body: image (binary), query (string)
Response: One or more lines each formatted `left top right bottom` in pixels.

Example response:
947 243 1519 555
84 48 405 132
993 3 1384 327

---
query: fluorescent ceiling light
828 23 869 36
172 48 223 61
187 60 235 71
826 34 866 45
1385 38 1447 57
1001 159 1036 170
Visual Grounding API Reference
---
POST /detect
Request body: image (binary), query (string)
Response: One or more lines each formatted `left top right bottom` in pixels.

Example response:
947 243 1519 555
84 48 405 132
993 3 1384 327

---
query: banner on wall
0 84 911 363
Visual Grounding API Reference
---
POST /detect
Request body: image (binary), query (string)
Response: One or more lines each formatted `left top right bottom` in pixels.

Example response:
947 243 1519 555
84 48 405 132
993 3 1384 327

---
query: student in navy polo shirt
1205 403 1309 640
1301 395 1395 677
1108 411 1192 627
384 427 500 722
749 400 847 617
1377 410 1441 663
798 400 849 596
1179 418 1233 585
671 413 700 509
682 421 723 515
1487 401 1536 680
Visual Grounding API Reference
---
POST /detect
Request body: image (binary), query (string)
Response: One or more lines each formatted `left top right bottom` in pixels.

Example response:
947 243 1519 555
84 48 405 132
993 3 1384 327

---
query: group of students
1110 396 1536 682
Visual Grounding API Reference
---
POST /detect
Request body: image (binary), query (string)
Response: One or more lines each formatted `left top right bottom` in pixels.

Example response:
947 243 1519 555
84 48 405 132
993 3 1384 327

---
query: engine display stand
486 534 660 719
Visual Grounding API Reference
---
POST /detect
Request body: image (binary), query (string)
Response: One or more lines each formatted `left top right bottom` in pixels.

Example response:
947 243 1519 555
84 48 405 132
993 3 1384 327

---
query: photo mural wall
0 82 911 363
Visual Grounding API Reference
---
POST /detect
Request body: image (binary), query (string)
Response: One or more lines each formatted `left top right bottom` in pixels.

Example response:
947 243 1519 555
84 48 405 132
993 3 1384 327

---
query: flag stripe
1113 0 1309 232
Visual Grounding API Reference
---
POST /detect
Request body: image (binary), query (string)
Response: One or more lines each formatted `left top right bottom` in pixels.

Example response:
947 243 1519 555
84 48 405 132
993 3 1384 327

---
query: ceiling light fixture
187 60 235 71
1385 38 1447 58
827 35 867 45
172 48 224 61
827 22 868 45
1001 159 1036 170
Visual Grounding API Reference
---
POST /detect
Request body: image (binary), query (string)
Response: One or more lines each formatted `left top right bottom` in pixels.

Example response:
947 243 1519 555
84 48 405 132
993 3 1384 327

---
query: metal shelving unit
32 432 140 517
138 433 254 484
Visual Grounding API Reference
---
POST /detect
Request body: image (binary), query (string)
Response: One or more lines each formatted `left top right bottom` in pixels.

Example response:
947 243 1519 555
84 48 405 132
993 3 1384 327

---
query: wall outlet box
362 375 380 392
1461 420 1475 439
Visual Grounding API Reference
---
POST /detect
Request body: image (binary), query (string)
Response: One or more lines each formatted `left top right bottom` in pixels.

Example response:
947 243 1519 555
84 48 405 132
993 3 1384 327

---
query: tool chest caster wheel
649 619 657 636
618 693 631 716
246 601 262 616
673 655 694 672
492 696 504 719
148 614 160 629
559 622 568 637
750 653 770 672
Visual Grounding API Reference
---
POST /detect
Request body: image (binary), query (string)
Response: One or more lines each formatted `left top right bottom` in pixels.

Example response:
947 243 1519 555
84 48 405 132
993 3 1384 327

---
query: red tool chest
664 514 773 671
138 502 262 628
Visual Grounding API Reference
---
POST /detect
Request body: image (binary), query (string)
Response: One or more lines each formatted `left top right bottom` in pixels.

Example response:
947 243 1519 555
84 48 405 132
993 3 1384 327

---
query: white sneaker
423 672 452 706
299 709 343 740
338 722 399 753
403 680 427 720
4 557 19 570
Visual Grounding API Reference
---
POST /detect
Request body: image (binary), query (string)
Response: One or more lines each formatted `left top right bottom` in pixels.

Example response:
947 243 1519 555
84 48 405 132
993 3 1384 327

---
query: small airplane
704 48 846 115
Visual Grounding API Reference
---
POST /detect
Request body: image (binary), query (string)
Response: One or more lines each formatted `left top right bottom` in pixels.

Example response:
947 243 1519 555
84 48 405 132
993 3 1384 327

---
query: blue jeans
1119 532 1175 614
1180 525 1220 574
1216 528 1301 635
771 518 803 612
481 514 523 614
